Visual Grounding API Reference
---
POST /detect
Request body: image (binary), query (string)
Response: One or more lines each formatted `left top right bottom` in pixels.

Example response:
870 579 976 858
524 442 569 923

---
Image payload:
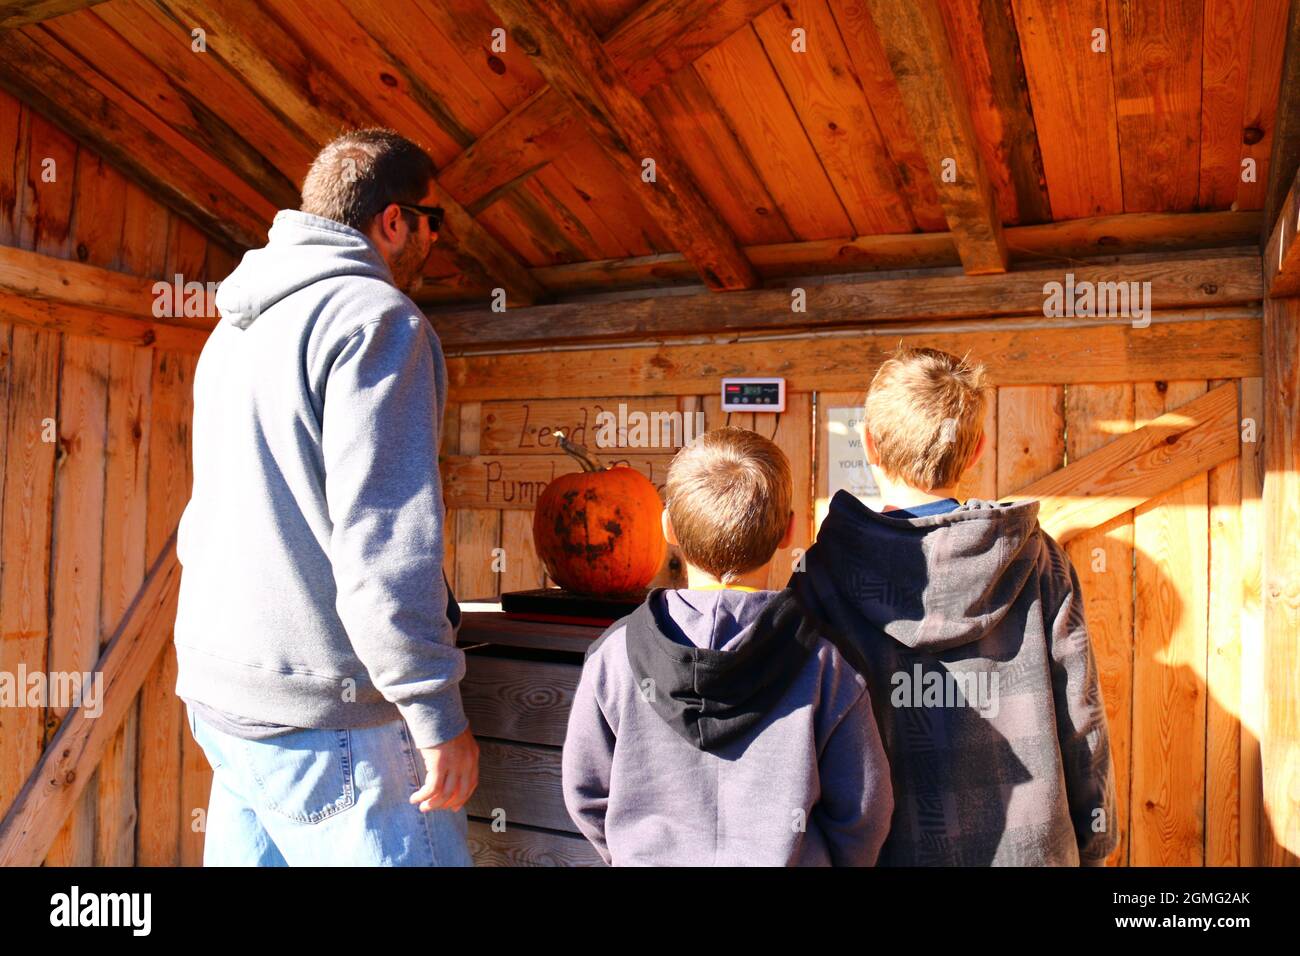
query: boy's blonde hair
865 346 988 491
665 426 791 583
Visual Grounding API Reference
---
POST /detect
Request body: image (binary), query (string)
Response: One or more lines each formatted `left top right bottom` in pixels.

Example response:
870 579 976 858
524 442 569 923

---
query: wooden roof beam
0 243 213 350
1265 162 1300 297
428 248 1262 349
863 0 1008 274
444 313 1261 401
416 209 1264 304
0 0 105 29
1263 0 1300 242
439 0 778 212
483 0 755 290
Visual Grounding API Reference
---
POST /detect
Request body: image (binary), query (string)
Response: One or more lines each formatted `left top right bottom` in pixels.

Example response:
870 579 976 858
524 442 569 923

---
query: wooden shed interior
0 0 1298 867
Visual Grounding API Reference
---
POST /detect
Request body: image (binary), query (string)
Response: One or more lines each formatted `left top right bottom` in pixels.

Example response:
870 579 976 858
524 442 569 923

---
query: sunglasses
396 202 444 233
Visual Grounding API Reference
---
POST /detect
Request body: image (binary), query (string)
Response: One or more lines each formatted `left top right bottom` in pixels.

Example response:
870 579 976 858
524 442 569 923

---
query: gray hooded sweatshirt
790 491 1119 866
173 209 465 749
562 587 893 866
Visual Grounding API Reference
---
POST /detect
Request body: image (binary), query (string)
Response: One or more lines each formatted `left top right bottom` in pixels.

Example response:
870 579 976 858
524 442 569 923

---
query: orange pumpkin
532 433 667 596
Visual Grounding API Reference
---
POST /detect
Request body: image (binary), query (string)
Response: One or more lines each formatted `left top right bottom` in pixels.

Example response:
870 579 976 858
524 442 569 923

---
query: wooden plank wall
445 370 1264 866
0 88 229 865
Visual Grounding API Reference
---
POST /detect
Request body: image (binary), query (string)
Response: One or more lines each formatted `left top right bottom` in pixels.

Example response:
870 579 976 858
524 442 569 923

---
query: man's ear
661 508 678 547
778 510 796 549
364 202 403 254
371 203 407 248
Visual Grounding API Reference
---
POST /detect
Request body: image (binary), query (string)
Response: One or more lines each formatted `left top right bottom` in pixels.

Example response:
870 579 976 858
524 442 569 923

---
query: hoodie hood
622 588 829 752
214 210 395 329
795 491 1043 652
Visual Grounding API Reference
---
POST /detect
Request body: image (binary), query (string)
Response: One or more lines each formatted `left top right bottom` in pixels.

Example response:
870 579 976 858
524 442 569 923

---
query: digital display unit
720 377 786 412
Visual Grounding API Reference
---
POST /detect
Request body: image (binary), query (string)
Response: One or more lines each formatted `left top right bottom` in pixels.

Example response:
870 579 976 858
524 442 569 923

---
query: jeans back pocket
237 728 356 824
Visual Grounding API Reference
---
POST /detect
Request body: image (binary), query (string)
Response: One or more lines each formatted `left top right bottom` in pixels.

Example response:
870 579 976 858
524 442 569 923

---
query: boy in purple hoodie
791 346 1118 866
561 426 892 866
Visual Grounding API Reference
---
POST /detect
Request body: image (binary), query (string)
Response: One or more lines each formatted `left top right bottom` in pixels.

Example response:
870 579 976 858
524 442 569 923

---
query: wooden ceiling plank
43 8 301 210
483 0 757 290
620 0 777 89
831 0 946 231
275 0 583 289
160 0 544 305
519 166 623 262
0 26 273 250
437 0 778 211
1199 0 1256 210
1011 0 1123 219
938 0 1051 225
752 0 917 235
694 27 855 240
485 188 580 268
312 0 518 154
157 0 360 139
1109 0 1205 212
433 191 549 304
95 0 318 183
644 69 794 246
547 136 675 256
566 0 644 37
862 0 1008 273
1236 0 1291 211
265 0 468 163
437 89 577 213
434 0 743 222
0 0 104 28
413 0 546 110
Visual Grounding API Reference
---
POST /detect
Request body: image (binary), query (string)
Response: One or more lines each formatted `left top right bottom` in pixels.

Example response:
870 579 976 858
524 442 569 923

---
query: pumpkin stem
552 429 605 472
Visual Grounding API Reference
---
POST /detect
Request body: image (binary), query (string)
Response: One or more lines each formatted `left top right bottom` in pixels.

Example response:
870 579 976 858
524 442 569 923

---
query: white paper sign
825 407 879 503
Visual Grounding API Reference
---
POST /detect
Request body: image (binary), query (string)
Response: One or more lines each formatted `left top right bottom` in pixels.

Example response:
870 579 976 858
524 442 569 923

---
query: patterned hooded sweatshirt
790 491 1118 866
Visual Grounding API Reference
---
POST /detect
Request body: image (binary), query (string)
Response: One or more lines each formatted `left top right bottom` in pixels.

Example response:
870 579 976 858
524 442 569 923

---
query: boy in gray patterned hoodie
562 427 893 866
791 347 1118 865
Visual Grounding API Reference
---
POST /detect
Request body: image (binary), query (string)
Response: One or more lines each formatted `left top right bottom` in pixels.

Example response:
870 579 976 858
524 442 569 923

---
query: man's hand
409 727 479 813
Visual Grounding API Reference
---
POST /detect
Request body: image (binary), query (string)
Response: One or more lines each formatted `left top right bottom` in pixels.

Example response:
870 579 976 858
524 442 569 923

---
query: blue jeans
187 707 473 866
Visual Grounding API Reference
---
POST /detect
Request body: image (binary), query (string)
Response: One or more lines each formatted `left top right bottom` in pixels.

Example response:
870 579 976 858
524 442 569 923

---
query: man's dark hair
300 128 437 231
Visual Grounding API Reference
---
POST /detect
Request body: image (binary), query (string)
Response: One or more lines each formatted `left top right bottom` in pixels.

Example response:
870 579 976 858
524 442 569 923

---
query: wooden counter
456 608 607 867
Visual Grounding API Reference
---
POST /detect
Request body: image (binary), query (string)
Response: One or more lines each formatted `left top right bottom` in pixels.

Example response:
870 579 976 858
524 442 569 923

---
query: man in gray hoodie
175 129 476 866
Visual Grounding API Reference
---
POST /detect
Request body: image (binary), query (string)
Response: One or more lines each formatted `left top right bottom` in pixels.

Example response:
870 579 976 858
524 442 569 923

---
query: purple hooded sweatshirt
561 587 893 866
